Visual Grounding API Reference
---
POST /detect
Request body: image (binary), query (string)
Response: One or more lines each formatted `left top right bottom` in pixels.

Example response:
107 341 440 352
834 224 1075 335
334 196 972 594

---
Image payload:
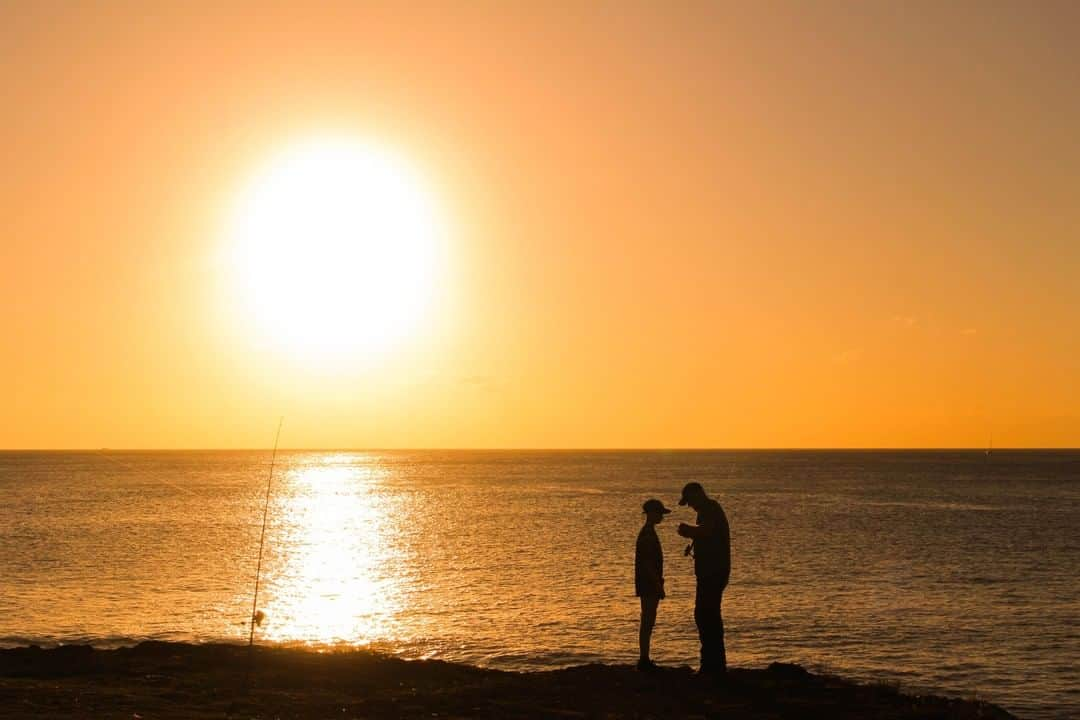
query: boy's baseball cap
642 498 672 514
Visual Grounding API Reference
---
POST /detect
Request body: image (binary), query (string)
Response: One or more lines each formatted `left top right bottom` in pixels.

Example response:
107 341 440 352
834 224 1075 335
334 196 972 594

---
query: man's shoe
636 659 660 672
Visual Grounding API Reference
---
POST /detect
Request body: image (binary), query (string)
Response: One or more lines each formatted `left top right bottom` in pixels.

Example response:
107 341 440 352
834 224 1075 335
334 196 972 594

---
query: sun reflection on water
255 454 400 646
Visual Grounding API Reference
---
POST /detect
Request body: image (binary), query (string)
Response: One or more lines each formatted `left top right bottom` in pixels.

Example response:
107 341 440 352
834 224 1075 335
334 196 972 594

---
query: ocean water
0 450 1076 719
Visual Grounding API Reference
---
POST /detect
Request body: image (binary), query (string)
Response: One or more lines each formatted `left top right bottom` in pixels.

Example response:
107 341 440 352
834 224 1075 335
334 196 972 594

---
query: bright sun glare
225 137 443 363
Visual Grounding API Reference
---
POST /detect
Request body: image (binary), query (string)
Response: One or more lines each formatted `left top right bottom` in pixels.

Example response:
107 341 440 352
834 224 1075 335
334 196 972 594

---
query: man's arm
677 511 717 539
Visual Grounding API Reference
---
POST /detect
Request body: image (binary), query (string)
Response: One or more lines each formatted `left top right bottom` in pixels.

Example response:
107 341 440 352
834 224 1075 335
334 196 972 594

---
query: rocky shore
0 642 1016 719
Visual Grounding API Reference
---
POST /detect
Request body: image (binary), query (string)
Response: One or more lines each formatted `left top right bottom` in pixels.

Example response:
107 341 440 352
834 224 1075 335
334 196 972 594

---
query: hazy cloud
892 315 918 328
461 374 504 392
833 348 863 365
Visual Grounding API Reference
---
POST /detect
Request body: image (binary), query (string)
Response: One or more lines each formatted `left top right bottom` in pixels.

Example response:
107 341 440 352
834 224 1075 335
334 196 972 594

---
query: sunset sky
3 2 1077 449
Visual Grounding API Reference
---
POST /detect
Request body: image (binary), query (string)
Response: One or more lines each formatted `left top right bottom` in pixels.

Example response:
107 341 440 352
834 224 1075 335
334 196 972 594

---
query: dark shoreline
0 641 1016 719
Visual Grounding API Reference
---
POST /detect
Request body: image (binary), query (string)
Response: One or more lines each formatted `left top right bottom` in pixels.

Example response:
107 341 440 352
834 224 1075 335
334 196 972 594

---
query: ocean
0 450 1076 718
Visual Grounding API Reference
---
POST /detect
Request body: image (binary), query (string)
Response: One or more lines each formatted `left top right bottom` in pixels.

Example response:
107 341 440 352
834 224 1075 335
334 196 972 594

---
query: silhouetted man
676 482 731 676
635 498 671 671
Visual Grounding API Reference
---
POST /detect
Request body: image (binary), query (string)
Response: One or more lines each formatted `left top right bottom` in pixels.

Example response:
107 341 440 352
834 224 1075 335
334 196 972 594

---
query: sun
224 137 444 363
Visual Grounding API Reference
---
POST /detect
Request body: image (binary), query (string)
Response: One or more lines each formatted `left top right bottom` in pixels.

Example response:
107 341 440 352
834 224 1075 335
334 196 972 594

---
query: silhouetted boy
635 498 671 671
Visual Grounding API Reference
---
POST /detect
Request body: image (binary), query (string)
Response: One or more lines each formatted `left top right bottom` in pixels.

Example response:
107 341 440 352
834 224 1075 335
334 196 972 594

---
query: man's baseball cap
642 498 672 514
678 482 704 506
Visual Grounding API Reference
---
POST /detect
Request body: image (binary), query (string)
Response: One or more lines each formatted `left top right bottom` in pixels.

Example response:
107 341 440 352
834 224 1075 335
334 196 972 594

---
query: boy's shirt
635 524 665 598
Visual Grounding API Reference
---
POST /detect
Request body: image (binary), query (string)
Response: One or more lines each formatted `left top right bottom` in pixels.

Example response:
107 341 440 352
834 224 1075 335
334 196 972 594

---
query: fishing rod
248 417 284 647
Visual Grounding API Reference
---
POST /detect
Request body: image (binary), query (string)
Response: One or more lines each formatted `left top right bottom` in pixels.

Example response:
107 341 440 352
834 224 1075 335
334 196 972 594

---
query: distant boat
985 436 993 458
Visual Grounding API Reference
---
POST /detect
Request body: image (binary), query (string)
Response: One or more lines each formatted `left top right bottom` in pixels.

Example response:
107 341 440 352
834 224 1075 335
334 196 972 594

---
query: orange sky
2 2 1078 449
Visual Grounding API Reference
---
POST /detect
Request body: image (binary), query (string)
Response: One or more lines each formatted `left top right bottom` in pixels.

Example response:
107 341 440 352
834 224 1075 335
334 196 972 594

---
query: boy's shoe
636 659 660 672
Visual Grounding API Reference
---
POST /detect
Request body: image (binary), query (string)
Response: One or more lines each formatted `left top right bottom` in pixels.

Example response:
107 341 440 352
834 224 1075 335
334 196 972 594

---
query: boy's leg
639 595 659 662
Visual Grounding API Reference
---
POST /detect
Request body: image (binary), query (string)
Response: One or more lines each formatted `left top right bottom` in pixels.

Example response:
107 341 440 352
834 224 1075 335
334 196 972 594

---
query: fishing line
248 417 284 647
98 439 288 636
95 450 203 498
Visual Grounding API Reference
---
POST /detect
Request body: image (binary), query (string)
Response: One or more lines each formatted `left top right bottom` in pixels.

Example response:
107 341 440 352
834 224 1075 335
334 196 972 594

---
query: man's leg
714 582 727 673
693 580 711 670
696 576 726 674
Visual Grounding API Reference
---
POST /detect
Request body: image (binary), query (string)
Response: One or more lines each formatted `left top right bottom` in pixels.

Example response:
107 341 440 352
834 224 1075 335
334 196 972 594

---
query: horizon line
1 446 1076 452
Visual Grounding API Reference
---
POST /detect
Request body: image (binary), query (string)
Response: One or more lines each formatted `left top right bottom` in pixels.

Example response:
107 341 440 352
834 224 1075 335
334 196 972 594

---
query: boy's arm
637 536 664 585
644 567 663 585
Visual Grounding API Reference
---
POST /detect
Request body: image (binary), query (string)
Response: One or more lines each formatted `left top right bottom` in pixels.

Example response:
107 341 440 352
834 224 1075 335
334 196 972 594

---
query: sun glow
225 137 444 363
257 456 402 645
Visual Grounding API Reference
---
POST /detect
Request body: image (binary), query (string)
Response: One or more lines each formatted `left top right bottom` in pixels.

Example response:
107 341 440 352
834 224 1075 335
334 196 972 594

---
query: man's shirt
692 499 731 583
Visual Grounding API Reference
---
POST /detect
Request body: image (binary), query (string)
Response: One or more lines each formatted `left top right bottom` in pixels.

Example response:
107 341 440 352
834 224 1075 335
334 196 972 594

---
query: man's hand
677 522 693 538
